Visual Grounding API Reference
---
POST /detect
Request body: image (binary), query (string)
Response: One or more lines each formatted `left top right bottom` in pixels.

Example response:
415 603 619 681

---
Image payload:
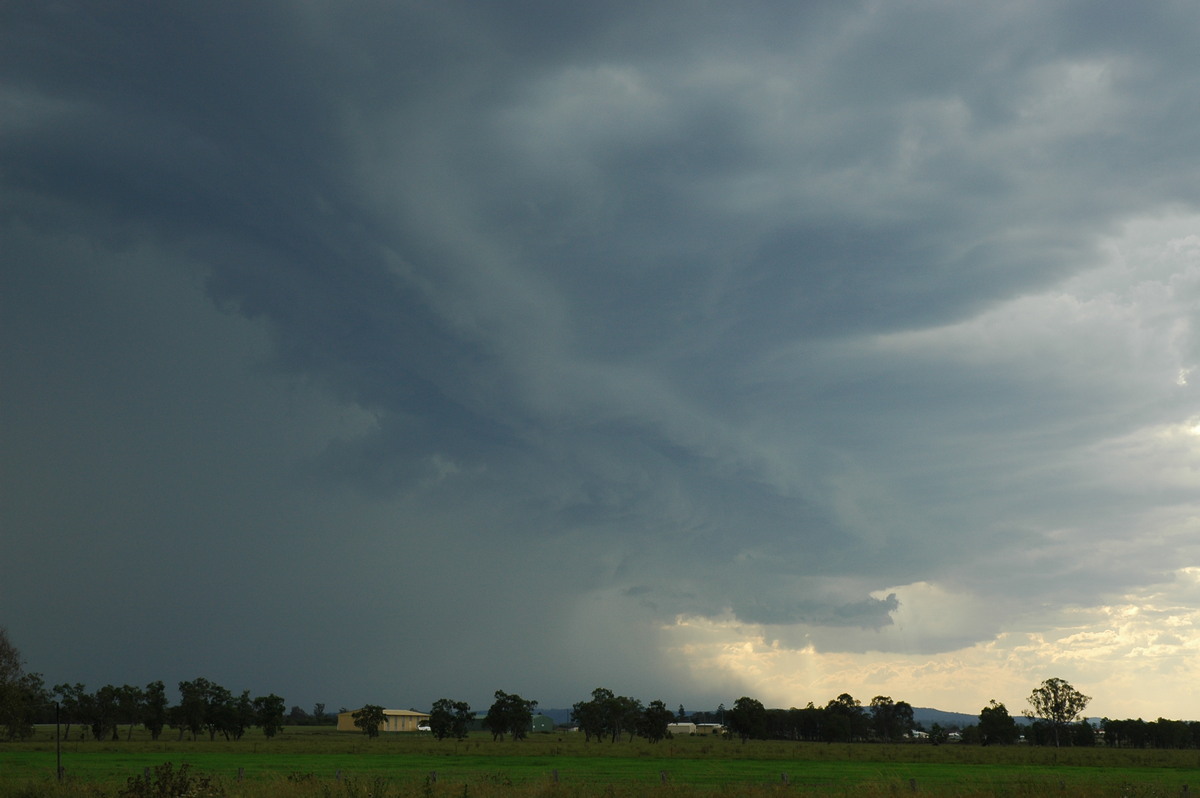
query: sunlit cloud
660 569 1200 718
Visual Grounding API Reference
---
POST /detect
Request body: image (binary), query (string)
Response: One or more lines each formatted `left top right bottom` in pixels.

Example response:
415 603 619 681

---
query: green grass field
2 727 1199 797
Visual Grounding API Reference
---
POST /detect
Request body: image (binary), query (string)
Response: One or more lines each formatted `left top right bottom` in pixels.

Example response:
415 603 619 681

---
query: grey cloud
733 593 900 629
4 0 1200 707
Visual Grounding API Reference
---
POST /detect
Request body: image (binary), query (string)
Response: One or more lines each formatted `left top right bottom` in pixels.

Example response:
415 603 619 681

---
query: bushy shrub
119 762 224 798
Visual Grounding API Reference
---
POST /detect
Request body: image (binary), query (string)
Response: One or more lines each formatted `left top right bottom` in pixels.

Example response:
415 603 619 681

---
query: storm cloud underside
2 1 1199 717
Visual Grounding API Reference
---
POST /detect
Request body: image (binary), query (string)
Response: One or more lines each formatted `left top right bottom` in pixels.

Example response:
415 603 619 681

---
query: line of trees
51 679 288 741
1 627 298 742
717 693 916 743
1099 717 1200 749
404 688 679 745
570 687 675 744
11 625 1200 751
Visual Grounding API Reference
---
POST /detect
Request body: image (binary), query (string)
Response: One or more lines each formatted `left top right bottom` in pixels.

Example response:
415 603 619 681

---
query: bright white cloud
660 568 1200 718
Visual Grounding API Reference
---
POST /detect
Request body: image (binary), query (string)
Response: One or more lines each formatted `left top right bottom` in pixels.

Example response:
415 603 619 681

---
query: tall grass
2 727 1198 797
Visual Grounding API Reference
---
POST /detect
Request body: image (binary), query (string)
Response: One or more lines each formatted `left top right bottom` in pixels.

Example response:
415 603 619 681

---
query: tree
484 690 537 741
571 689 608 742
52 682 88 741
312 703 327 725
824 694 868 742
117 684 144 741
171 677 231 741
791 703 824 741
611 695 643 742
89 684 121 741
143 681 168 741
637 699 675 743
203 682 236 741
978 700 1019 746
171 676 201 739
0 629 19 690
869 696 914 742
571 688 642 743
0 630 45 741
726 696 768 743
353 704 387 738
254 694 287 738
428 698 472 741
173 679 206 740
1027 677 1090 747
225 690 255 741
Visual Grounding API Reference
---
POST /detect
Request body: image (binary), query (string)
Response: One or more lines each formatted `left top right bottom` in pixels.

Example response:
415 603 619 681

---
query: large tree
824 693 868 742
143 681 168 740
428 698 472 741
202 682 235 741
88 684 121 741
52 682 88 741
571 688 642 743
484 690 537 741
1027 677 1090 747
637 699 675 743
978 699 1020 745
353 704 387 738
869 696 914 742
253 694 287 738
571 687 612 742
226 690 255 740
0 629 44 741
117 684 144 741
726 696 768 743
173 678 212 740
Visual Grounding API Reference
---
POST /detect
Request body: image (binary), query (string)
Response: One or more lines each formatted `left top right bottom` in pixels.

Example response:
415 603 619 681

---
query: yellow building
337 708 431 732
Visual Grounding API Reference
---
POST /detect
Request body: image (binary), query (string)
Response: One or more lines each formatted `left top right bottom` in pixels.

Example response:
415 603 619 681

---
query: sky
2 1 1199 721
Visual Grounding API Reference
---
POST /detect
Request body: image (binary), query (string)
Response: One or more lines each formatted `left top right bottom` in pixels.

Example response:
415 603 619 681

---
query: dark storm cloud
3 1 1199 711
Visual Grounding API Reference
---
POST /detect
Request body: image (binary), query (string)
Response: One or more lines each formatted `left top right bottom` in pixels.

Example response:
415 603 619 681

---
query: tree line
0 628 350 742
7 628 1200 750
357 688 681 744
49 679 289 742
717 694 916 743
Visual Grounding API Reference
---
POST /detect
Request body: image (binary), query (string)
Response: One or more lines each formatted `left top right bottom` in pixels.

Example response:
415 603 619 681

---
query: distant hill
538 708 574 725
910 707 980 729
538 706 1014 731
537 706 1107 732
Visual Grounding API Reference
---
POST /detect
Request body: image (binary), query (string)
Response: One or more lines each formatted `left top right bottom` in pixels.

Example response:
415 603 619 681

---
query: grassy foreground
2 727 1199 797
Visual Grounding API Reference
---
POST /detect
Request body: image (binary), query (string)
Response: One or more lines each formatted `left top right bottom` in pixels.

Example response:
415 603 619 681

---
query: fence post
237 767 244 782
660 770 669 784
781 772 789 785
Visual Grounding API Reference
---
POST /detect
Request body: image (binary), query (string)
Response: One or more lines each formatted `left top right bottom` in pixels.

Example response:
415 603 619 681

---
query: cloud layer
3 1 1198 717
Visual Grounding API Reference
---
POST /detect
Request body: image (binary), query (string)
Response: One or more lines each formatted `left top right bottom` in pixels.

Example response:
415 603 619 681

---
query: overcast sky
3 1 1199 720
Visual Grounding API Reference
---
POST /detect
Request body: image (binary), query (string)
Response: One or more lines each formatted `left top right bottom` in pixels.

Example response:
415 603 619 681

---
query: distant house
667 722 697 736
694 723 725 735
337 709 431 732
